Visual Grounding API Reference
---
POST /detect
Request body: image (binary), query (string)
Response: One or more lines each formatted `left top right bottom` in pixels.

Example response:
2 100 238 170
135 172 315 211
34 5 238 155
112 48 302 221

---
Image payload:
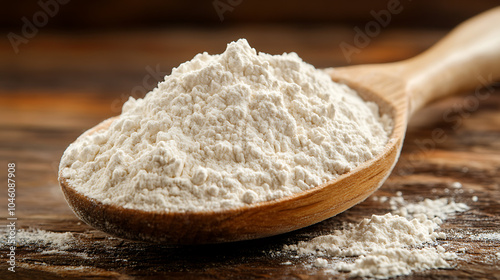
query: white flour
390 195 469 220
60 39 392 212
335 246 455 278
0 229 74 250
470 232 500 241
284 213 445 257
283 196 469 279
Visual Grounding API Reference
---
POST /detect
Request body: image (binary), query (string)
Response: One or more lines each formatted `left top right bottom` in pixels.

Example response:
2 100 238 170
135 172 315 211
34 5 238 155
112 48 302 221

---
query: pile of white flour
282 195 469 279
284 213 453 278
60 39 392 212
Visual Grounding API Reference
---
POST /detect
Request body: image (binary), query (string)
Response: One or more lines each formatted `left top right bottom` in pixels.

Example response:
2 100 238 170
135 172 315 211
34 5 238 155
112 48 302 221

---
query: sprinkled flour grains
59 38 392 212
281 194 471 279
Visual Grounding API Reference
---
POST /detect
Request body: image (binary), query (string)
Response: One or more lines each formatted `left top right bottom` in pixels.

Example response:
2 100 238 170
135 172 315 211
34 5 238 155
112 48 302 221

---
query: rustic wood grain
0 26 499 279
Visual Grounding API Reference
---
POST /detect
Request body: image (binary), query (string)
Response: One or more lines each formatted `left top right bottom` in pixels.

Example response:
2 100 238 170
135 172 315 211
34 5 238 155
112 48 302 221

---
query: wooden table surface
0 26 499 279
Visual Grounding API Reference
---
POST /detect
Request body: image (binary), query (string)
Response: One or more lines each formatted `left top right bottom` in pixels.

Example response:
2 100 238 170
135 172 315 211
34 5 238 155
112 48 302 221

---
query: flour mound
284 213 444 257
60 39 392 212
336 246 455 279
282 195 470 279
284 213 455 279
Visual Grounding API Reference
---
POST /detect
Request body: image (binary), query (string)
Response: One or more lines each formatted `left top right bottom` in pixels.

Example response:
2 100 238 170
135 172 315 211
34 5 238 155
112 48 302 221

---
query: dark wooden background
1 0 499 28
1 1 499 279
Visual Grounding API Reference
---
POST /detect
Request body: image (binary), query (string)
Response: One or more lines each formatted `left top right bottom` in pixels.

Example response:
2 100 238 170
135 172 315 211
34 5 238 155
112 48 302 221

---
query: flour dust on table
281 194 470 279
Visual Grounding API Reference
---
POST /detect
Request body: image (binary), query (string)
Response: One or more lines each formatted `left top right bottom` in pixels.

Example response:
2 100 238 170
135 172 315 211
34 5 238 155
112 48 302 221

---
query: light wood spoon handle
397 6 500 114
331 7 500 116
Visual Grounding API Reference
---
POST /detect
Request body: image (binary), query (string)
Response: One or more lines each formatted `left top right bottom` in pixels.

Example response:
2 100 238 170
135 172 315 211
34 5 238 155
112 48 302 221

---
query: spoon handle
397 6 500 115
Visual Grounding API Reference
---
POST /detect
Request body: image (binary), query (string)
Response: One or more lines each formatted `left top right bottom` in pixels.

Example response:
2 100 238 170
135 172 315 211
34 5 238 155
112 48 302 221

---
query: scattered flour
313 258 329 268
284 213 454 279
392 197 469 220
470 232 500 241
0 229 75 250
60 38 392 212
336 246 455 279
40 250 90 259
0 229 92 259
285 213 445 257
283 195 470 279
457 247 467 253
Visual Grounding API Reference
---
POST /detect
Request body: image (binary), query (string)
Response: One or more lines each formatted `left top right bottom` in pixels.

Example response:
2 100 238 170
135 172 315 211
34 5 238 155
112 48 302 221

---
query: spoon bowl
60 7 500 244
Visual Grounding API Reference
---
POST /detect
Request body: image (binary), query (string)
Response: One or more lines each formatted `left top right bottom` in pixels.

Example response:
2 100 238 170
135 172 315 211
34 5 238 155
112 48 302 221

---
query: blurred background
1 0 498 101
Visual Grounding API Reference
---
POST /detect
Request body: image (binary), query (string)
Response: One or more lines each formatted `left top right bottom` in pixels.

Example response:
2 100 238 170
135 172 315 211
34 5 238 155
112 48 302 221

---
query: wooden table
0 26 499 279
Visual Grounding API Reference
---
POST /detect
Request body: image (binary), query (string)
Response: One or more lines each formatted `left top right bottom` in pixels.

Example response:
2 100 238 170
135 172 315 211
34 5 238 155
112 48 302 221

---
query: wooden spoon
60 7 500 244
